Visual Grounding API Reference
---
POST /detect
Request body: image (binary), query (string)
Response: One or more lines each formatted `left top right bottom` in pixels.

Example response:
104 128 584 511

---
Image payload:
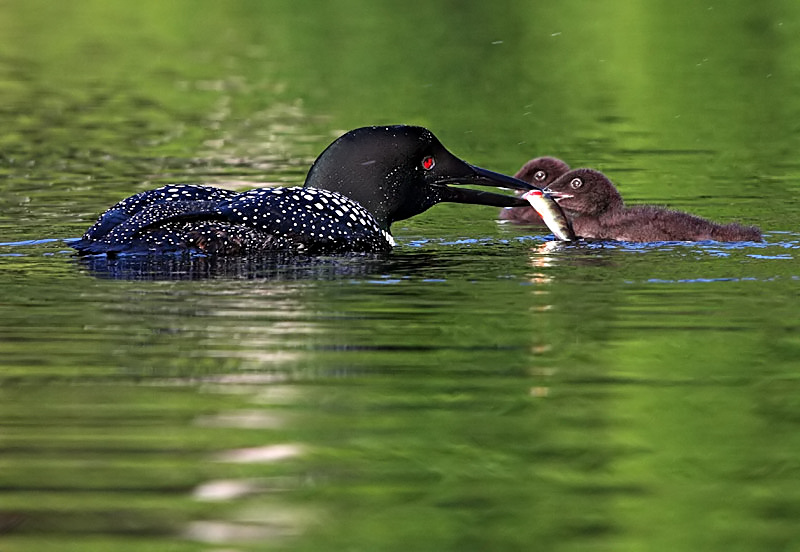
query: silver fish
521 190 576 241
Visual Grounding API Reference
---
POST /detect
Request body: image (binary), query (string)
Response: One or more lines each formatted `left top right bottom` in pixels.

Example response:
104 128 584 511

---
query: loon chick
72 125 538 256
544 169 762 242
499 156 570 224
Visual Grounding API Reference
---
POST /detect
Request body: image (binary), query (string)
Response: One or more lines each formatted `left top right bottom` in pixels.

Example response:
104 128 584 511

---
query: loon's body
74 184 394 255
73 125 539 256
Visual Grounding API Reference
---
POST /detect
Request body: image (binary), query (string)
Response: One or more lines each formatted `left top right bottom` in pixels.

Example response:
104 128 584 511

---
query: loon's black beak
434 164 540 208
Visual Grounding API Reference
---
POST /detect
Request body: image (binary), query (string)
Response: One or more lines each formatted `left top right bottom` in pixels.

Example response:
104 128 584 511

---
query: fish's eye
533 170 546 182
570 177 583 189
421 156 435 170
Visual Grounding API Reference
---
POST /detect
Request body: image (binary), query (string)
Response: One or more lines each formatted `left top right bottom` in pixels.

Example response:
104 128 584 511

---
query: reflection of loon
72 126 538 257
75 246 484 282
544 168 762 242
75 252 390 281
499 156 570 224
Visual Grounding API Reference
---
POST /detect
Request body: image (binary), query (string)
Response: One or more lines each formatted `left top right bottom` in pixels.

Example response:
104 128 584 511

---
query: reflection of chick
545 169 762 242
499 157 570 224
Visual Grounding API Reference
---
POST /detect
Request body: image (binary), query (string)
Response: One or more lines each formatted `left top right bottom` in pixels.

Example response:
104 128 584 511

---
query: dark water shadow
71 248 490 282
72 250 392 281
58 234 532 281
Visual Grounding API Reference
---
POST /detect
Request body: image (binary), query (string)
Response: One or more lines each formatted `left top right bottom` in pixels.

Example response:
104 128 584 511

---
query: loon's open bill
431 164 539 208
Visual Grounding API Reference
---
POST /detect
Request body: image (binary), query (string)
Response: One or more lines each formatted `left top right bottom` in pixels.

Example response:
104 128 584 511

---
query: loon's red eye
422 156 435 170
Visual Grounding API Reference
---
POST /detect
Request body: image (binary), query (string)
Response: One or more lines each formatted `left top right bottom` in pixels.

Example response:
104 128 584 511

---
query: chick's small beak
542 189 573 201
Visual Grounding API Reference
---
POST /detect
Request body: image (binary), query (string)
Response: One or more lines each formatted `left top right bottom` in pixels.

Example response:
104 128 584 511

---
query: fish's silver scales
521 191 576 241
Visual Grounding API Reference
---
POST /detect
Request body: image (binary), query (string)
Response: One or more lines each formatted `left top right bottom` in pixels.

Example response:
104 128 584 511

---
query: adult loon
73 125 543 256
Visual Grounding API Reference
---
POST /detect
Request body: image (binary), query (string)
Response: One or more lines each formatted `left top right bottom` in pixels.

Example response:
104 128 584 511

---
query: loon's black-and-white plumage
72 125 539 256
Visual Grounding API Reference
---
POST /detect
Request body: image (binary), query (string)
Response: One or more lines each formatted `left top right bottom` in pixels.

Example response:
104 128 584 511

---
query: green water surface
1 2 800 551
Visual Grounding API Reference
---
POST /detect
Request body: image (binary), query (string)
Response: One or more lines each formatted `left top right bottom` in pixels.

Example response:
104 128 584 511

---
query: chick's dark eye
421 156 435 170
570 177 583 189
534 170 546 182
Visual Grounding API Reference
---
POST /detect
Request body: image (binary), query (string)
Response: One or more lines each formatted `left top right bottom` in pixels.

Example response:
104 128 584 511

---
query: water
2 1 800 551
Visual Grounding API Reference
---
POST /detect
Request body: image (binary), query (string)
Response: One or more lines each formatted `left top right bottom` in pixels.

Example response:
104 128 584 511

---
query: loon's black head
304 125 537 230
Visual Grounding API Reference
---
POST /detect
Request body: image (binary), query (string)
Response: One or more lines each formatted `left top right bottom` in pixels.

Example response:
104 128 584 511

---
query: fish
521 190 576 241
